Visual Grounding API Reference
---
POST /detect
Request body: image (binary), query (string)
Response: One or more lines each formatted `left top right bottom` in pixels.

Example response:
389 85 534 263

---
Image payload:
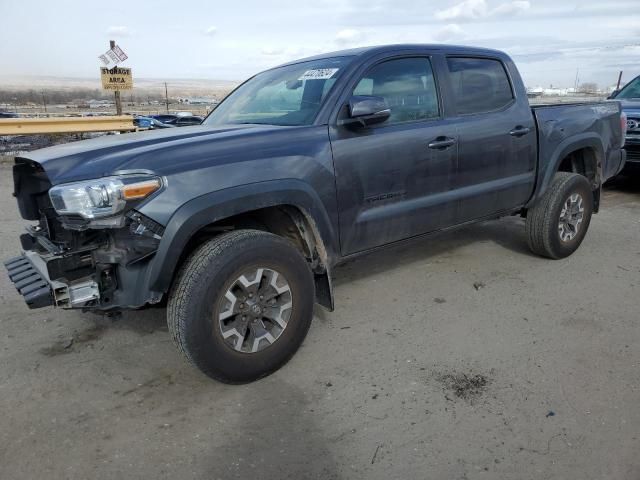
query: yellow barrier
0 116 136 135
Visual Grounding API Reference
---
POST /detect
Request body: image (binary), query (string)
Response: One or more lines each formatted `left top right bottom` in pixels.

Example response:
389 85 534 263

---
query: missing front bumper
4 252 99 309
4 254 52 308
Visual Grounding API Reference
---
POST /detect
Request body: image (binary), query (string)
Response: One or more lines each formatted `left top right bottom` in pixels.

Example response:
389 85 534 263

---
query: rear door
329 54 459 255
444 56 536 222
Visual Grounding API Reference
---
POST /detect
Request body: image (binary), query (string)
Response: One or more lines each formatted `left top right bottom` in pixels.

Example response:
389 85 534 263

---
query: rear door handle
428 137 456 150
509 126 531 137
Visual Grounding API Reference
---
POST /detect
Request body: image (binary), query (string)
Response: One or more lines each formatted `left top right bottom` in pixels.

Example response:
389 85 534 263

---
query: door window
353 57 439 124
447 57 514 115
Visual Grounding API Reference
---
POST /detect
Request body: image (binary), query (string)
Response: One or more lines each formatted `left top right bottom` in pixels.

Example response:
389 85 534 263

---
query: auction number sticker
298 68 339 80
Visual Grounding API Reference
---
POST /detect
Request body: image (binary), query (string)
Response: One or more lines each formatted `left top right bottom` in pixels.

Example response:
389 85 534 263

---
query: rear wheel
167 229 314 383
526 172 594 259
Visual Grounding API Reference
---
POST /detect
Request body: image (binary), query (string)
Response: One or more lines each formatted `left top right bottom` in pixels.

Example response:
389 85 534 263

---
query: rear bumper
4 251 99 310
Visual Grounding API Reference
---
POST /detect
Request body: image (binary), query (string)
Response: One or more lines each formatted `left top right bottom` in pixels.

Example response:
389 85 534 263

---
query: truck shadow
46 313 340 478
81 307 169 336
199 377 340 479
604 174 640 195
333 216 529 287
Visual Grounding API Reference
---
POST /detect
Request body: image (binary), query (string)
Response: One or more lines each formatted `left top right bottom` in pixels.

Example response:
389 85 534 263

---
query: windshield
204 57 352 126
616 76 640 99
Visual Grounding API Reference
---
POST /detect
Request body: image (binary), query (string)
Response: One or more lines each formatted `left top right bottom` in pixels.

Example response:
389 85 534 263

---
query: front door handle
509 126 531 137
428 137 456 150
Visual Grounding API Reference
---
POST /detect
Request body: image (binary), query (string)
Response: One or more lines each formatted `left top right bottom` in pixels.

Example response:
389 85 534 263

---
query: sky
1 0 639 88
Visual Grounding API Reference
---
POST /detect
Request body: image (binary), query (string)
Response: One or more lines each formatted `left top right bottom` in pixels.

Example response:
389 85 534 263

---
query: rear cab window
446 57 514 115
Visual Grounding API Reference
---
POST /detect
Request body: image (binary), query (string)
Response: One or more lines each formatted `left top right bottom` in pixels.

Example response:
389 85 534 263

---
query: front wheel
167 230 315 383
526 172 594 259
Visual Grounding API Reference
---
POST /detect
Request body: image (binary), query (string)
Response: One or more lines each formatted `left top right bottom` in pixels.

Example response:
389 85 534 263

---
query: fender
146 179 339 295
526 133 604 208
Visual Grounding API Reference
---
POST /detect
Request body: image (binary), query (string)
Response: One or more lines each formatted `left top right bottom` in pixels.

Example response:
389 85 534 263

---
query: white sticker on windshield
298 68 339 81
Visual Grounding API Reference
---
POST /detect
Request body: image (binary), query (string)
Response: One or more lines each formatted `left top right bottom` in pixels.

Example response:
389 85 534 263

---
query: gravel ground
0 164 638 480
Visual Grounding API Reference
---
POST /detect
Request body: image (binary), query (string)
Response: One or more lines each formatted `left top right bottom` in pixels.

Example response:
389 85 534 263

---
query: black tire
167 229 314 383
526 172 594 259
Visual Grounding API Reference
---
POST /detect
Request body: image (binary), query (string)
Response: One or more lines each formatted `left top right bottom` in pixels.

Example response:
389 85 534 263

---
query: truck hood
22 124 294 184
620 99 640 116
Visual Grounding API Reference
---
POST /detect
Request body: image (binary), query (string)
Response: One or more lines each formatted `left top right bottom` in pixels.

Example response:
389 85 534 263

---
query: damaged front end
5 158 166 311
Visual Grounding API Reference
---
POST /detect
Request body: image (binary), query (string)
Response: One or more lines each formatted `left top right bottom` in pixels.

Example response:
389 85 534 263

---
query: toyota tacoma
5 45 627 383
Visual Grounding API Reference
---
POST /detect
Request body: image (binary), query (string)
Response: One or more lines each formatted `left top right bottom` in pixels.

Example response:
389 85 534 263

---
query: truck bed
532 101 626 184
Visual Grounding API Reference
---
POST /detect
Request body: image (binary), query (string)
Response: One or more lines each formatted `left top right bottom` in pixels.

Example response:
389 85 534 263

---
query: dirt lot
0 163 638 480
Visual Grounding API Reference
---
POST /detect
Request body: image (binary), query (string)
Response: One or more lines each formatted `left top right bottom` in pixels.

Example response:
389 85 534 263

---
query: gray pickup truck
5 44 626 383
609 74 640 173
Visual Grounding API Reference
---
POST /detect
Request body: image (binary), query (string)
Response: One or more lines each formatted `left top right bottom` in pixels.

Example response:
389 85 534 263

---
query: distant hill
0 75 239 97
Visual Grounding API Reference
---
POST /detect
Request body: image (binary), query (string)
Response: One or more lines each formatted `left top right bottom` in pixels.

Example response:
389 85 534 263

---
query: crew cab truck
5 45 627 383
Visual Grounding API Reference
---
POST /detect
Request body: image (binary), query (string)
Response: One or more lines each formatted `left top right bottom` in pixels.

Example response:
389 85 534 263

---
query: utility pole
164 82 170 113
110 40 123 116
616 71 623 91
41 90 47 113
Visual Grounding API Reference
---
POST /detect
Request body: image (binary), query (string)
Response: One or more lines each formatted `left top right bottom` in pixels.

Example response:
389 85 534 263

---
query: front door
329 55 459 255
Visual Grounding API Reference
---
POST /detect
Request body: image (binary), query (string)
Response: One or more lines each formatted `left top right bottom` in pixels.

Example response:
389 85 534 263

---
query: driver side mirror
338 95 390 127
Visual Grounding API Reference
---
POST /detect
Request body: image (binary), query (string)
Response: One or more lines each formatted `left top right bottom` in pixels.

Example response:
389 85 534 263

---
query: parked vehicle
609 75 640 173
150 114 179 124
5 44 627 383
133 116 176 130
173 115 203 127
0 112 19 118
149 114 202 126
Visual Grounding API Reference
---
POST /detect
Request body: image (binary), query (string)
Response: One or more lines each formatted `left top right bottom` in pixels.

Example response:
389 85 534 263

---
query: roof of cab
275 43 507 67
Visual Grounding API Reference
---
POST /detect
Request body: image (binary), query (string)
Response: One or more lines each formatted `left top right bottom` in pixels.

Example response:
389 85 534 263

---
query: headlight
49 175 162 221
